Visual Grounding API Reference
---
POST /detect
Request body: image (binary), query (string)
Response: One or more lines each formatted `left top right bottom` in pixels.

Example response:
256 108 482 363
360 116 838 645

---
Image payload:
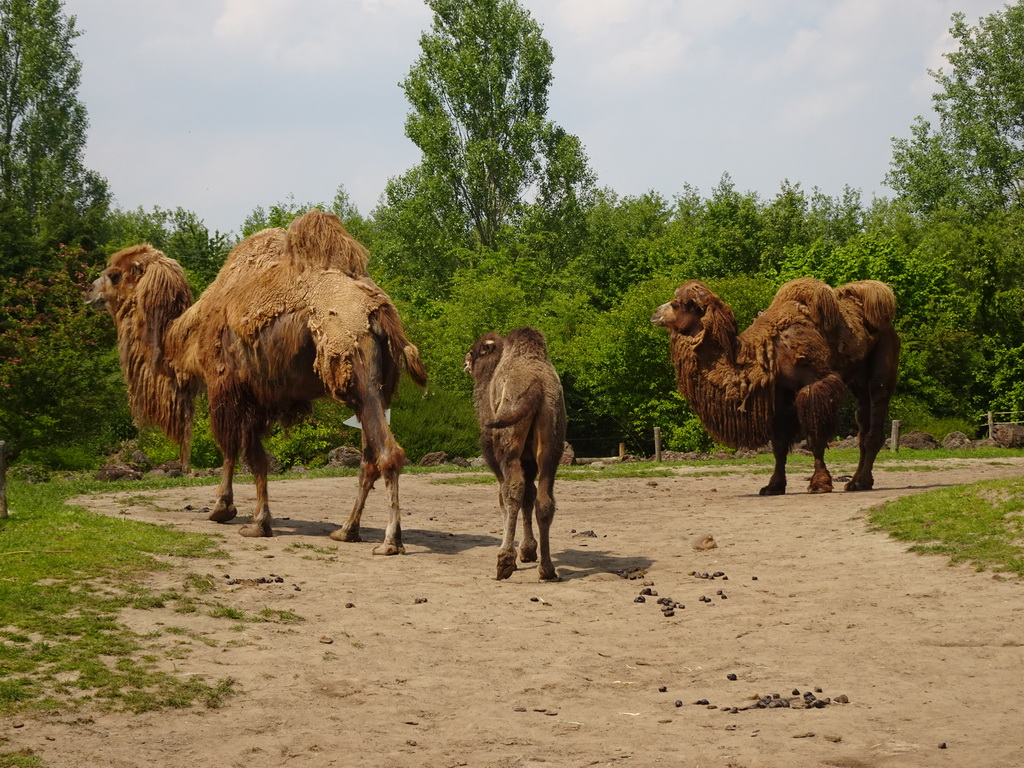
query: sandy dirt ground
5 456 1024 768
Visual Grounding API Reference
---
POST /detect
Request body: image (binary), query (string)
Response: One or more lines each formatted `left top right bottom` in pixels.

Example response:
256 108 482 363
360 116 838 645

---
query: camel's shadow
552 548 655 581
228 516 502 554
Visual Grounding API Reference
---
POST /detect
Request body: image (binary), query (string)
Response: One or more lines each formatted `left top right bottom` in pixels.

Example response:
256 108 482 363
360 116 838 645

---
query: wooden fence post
890 420 901 452
1 441 8 520
988 411 995 440
618 442 626 459
653 427 662 463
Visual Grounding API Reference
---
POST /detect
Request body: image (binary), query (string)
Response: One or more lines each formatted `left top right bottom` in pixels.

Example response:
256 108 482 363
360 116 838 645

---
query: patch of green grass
869 475 1024 577
0 476 235 716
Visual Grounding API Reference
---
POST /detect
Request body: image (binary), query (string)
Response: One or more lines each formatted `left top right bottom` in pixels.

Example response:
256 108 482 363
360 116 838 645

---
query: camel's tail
285 208 370 278
488 382 544 429
835 280 897 331
375 301 429 390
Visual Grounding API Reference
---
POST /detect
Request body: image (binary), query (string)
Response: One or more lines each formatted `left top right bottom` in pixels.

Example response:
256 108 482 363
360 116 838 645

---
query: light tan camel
652 277 899 495
464 328 566 581
86 209 427 551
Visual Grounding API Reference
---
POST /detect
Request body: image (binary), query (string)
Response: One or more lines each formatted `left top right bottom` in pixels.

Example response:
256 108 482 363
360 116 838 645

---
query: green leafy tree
106 206 231 292
888 3 1024 213
0 245 128 465
0 0 108 275
381 0 595 299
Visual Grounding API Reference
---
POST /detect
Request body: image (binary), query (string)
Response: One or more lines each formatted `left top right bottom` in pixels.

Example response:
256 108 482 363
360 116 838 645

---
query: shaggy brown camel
464 328 566 581
652 277 899 495
86 209 427 551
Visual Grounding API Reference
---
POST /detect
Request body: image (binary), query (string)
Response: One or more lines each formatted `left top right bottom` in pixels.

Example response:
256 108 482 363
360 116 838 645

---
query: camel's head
464 333 504 380
652 280 718 337
84 244 165 315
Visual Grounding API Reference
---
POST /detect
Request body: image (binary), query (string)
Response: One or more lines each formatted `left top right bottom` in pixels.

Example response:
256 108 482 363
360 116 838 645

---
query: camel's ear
483 339 497 353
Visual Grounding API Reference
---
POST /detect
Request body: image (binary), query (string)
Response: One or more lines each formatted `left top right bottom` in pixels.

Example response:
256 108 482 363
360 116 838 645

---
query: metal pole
890 420 901 452
653 426 662 463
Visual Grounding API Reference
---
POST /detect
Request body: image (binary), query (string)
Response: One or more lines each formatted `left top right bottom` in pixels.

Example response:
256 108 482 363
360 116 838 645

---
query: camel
464 328 566 581
86 209 427 551
652 277 899 495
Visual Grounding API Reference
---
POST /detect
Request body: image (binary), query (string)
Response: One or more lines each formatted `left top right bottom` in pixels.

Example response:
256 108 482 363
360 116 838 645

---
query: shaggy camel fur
652 277 899 495
86 210 427 551
464 328 566 581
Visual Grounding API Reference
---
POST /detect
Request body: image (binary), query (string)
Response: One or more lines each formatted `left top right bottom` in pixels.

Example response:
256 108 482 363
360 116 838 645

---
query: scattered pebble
345 603 355 609
674 700 683 708
414 597 428 604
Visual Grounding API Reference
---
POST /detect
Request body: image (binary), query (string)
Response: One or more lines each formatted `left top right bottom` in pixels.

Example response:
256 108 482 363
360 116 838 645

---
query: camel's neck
668 331 775 450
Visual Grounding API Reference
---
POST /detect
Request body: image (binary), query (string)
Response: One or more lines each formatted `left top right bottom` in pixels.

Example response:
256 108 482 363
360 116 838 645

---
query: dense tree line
3 0 1024 468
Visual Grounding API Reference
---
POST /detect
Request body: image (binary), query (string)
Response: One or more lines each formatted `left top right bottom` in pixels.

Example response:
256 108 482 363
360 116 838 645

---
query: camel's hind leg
797 373 846 493
239 433 274 538
496 465 524 580
534 468 559 582
847 331 900 491
517 458 539 564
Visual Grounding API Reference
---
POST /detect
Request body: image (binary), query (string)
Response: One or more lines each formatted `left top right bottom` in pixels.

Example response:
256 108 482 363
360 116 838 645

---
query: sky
66 0 1010 236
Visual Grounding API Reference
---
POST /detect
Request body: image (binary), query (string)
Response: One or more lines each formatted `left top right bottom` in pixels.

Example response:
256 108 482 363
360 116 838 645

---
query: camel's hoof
538 565 560 582
239 523 272 538
372 542 405 556
519 543 538 563
330 527 361 543
496 556 517 581
808 484 834 494
845 479 873 491
759 485 786 496
208 505 237 523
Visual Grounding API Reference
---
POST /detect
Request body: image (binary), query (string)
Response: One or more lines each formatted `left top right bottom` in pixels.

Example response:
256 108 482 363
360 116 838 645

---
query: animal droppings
694 699 709 705
634 596 646 603
530 597 540 602
662 609 675 617
514 707 527 712
640 587 654 596
414 597 428 604
752 576 758 580
345 603 355 609
659 686 667 693
792 689 800 696
939 743 948 749
674 700 683 708
727 674 738 681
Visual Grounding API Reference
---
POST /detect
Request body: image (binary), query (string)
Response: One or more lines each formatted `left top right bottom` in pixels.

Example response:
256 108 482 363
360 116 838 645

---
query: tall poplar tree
0 0 108 275
393 0 593 252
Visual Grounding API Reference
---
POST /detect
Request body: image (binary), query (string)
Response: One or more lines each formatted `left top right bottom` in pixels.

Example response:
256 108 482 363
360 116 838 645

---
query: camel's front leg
760 400 799 496
797 374 846 494
239 438 274 537
208 455 238 522
330 454 376 543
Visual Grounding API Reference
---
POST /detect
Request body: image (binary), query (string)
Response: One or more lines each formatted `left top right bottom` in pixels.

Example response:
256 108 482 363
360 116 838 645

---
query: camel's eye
670 300 680 310
108 271 121 285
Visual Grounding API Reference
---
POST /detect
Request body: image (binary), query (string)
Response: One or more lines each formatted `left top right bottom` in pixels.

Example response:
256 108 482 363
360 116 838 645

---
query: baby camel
464 328 566 581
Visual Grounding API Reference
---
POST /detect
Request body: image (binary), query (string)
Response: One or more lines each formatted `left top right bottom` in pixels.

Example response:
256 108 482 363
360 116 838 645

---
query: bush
391 378 479 462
